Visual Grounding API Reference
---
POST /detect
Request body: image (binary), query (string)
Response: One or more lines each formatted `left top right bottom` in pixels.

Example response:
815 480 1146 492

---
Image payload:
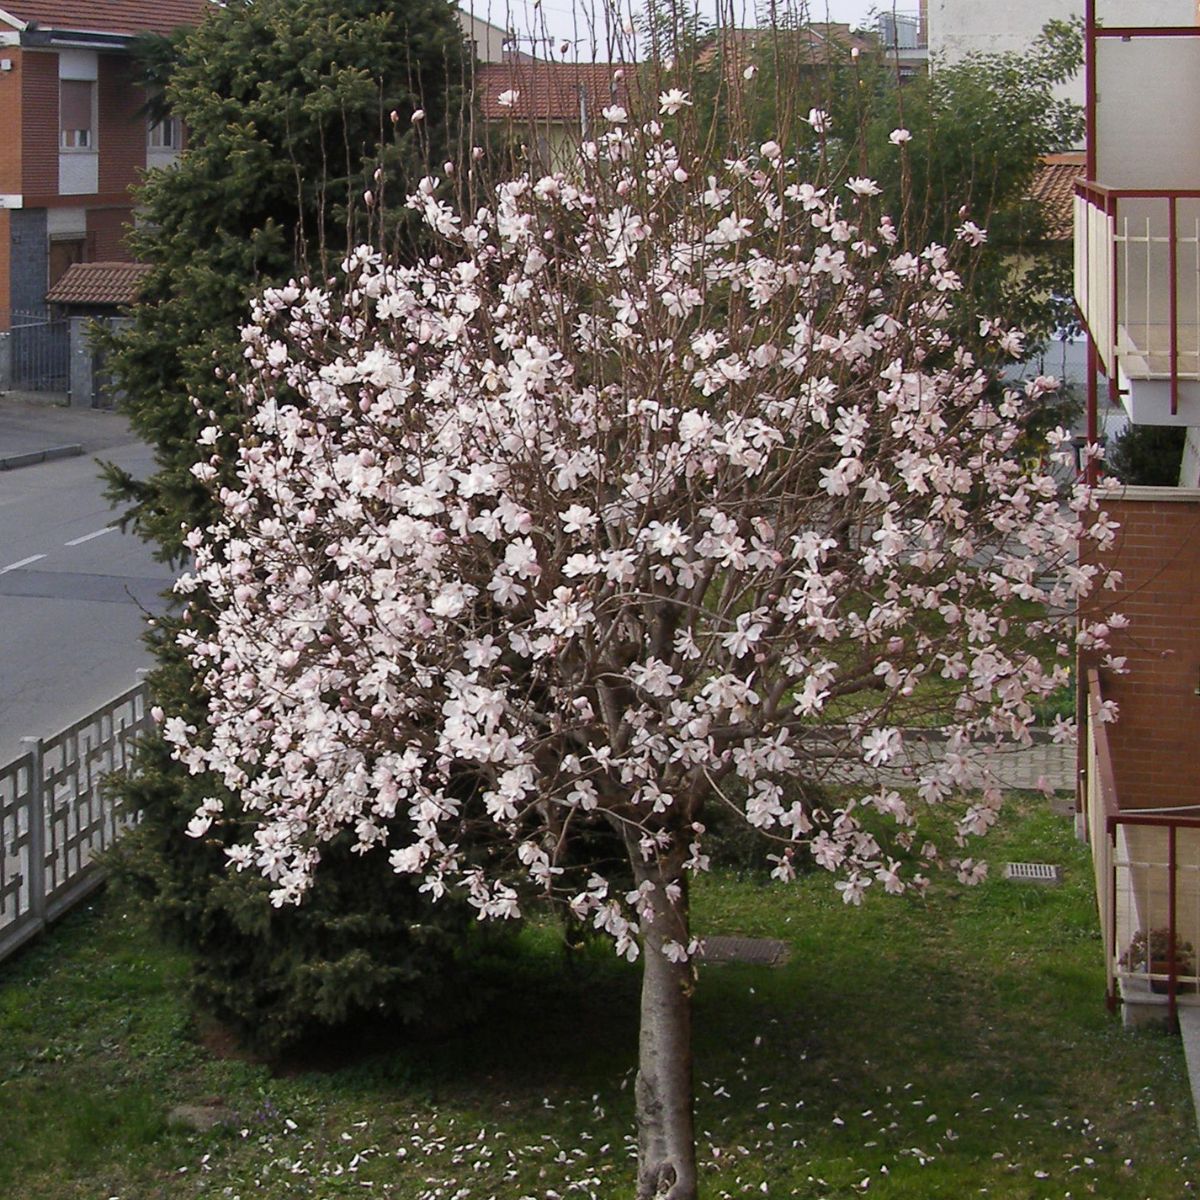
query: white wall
1180 426 1200 486
1096 36 1200 188
928 0 1198 114
457 8 511 63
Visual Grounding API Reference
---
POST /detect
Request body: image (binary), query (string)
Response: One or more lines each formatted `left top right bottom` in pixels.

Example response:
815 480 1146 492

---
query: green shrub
1107 424 1186 486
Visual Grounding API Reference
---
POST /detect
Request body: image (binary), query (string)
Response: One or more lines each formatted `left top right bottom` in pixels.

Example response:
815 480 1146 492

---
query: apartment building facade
0 0 209 332
1073 1 1200 1031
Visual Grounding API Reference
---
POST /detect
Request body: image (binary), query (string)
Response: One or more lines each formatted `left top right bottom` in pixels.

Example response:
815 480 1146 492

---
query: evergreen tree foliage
106 0 470 558
672 18 1083 354
103 0 484 1053
1107 423 1187 487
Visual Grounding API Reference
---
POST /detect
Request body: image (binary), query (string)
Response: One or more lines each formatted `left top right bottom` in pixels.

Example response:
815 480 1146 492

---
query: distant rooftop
475 61 627 121
0 0 209 38
1030 152 1086 242
46 261 151 307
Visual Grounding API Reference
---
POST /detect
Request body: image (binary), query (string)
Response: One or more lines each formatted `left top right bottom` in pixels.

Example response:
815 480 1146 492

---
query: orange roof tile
475 62 627 122
0 0 208 38
1029 152 1085 242
46 261 151 306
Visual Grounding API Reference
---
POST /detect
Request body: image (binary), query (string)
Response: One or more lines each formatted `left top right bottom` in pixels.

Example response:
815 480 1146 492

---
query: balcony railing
1075 183 1200 419
1085 668 1200 1031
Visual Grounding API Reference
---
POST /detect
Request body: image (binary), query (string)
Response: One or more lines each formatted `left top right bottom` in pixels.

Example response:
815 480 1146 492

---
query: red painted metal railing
1086 669 1200 1033
1074 183 1200 416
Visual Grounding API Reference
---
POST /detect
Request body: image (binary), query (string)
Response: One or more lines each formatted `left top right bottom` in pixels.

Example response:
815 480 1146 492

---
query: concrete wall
1081 489 1200 810
68 315 93 406
66 313 130 408
1181 428 1200 487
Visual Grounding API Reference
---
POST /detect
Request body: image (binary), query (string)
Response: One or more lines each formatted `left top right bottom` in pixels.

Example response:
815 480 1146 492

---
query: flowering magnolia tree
166 99 1118 1199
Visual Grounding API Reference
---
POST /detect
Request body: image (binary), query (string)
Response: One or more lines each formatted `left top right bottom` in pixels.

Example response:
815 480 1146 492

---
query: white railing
1115 204 1200 386
1112 822 1200 1007
1076 184 1200 413
1084 680 1116 1006
0 682 150 963
1075 188 1117 378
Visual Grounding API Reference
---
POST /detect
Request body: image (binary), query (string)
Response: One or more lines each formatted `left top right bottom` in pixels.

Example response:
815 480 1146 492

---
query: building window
60 79 95 150
148 116 181 150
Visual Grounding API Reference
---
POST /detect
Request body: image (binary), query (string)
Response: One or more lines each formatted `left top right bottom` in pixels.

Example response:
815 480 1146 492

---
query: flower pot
1149 960 1197 994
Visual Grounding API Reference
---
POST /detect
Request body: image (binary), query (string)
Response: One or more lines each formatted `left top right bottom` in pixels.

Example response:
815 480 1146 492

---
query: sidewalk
0 393 135 469
833 729 1077 794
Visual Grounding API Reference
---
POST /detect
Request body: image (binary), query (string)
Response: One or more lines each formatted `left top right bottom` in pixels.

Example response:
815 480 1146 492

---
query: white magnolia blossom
168 116 1116 947
659 88 691 116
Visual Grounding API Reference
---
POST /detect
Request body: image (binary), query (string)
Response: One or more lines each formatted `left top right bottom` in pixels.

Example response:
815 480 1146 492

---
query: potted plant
1121 928 1196 993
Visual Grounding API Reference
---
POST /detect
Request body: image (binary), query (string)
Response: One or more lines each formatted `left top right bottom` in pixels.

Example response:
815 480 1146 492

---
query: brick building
1078 489 1200 1028
0 0 209 333
1072 2 1200 1029
474 61 626 173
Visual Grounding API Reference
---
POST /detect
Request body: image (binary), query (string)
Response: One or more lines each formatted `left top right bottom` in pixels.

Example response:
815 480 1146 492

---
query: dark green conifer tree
103 0 491 1053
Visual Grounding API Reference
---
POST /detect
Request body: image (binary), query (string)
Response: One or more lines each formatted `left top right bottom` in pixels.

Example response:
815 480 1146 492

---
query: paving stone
699 935 789 966
166 1103 236 1132
841 734 1076 795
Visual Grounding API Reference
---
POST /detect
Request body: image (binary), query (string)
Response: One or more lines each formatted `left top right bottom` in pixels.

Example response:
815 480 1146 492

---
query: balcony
1085 668 1200 1029
1075 184 1200 426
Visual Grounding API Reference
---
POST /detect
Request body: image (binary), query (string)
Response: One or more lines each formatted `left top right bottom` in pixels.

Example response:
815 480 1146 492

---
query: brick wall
1082 490 1200 810
21 50 57 200
97 55 146 198
85 207 133 261
0 50 22 195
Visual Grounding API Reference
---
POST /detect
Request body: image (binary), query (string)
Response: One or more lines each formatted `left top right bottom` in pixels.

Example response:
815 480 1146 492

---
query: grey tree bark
630 845 698 1200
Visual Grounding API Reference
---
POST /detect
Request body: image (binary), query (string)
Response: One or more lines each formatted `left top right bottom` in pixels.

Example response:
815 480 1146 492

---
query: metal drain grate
1003 861 1063 886
698 936 790 966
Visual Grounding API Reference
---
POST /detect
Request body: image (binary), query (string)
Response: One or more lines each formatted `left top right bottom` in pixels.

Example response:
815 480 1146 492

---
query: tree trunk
631 846 698 1200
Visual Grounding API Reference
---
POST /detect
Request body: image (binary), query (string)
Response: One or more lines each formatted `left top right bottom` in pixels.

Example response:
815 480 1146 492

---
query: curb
0 444 84 471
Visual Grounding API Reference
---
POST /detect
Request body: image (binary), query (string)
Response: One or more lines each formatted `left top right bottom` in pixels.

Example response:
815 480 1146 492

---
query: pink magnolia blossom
168 119 1117 978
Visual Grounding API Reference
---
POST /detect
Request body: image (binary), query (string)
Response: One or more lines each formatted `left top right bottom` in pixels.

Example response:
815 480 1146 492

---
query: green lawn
0 797 1196 1198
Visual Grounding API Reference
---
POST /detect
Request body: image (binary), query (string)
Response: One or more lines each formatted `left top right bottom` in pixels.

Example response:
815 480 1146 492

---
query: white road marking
64 526 116 547
0 554 46 574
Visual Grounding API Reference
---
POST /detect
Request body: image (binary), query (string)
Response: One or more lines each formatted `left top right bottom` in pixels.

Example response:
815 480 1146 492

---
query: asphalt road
0 442 176 766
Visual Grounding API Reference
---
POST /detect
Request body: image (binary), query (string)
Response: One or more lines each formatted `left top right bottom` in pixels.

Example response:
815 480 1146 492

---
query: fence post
21 736 46 933
1169 823 1179 1034
1107 817 1119 1015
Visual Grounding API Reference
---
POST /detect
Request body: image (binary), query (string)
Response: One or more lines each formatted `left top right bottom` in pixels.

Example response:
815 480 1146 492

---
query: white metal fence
0 682 150 963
